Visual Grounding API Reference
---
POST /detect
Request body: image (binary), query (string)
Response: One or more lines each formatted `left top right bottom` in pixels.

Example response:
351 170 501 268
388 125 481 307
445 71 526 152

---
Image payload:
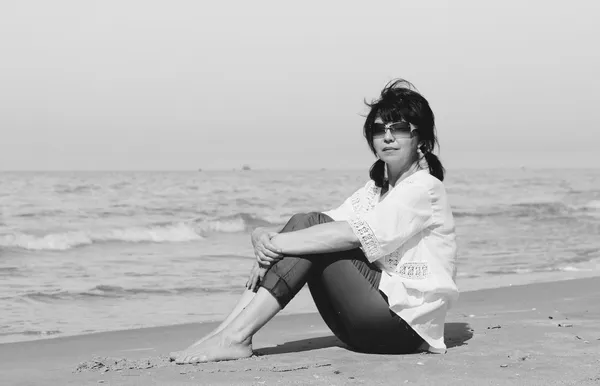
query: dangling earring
383 161 388 182
418 144 428 169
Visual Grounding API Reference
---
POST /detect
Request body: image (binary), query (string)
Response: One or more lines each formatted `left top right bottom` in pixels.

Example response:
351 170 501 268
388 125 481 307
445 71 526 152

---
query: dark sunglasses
371 121 413 138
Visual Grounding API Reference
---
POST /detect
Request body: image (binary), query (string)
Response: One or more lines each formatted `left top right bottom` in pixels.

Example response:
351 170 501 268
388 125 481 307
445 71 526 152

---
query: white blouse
323 169 458 353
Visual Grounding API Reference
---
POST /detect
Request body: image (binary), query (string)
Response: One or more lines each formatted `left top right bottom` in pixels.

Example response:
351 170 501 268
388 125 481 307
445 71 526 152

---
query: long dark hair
363 79 445 186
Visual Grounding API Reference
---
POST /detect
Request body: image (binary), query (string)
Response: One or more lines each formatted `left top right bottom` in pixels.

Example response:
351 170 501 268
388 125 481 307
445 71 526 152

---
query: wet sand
1 277 599 385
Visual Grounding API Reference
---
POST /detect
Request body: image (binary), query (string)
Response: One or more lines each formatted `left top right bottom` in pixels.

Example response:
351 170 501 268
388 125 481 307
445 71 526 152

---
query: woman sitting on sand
170 79 458 363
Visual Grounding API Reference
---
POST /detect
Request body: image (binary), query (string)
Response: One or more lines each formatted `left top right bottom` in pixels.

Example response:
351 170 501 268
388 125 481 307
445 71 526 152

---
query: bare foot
173 332 253 364
169 333 215 361
169 334 254 361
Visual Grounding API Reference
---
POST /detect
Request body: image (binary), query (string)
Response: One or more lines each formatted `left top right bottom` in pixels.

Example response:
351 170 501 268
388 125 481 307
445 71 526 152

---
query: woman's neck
386 162 421 187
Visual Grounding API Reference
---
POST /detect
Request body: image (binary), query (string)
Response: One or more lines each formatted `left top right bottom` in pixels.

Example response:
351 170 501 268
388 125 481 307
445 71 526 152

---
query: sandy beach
1 277 599 386
2 0 598 384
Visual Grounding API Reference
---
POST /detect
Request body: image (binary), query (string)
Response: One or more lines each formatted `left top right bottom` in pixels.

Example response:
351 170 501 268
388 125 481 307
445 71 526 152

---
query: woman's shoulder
405 170 445 191
363 179 377 190
411 169 442 184
390 170 447 202
348 180 379 205
350 180 377 201
351 179 378 194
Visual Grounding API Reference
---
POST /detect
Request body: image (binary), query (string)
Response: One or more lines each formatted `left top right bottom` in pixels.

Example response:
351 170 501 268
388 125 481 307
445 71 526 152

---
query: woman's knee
287 213 308 224
283 212 331 232
281 213 307 232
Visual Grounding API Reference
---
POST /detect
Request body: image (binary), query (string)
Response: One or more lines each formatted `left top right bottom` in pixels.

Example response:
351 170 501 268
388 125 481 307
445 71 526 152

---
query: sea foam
0 213 282 251
0 223 202 251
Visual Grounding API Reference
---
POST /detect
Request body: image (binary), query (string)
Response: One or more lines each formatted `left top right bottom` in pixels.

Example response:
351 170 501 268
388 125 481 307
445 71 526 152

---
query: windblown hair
363 79 445 186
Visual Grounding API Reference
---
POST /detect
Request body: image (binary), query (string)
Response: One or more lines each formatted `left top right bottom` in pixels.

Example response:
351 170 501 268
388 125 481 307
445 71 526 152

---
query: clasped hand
251 228 283 266
245 228 284 292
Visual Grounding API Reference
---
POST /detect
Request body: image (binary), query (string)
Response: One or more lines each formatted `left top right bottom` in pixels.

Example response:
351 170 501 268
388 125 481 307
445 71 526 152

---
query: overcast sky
1 0 598 170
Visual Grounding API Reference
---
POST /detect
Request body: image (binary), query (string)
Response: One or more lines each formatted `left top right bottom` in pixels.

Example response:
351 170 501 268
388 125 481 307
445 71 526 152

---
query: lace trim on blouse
350 177 423 266
348 216 382 258
350 180 379 215
347 181 383 259
394 261 430 280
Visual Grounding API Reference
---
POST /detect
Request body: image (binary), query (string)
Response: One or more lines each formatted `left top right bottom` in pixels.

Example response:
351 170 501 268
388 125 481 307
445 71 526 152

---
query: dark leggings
259 212 424 354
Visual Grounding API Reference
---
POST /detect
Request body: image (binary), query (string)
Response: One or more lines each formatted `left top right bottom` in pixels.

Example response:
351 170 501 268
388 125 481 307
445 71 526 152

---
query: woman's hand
246 262 268 292
251 227 283 266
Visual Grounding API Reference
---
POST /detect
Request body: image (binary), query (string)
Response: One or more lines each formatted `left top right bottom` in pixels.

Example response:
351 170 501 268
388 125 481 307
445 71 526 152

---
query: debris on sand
73 356 170 373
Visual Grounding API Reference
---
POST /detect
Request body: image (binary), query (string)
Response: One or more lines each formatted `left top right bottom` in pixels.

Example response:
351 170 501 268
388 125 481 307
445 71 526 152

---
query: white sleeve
346 180 434 262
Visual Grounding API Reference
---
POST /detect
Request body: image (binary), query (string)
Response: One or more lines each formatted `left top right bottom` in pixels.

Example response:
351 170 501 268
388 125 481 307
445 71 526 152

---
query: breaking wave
0 213 283 251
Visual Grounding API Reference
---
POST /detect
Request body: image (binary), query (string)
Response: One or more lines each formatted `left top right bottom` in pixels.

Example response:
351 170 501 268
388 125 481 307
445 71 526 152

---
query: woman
170 79 458 364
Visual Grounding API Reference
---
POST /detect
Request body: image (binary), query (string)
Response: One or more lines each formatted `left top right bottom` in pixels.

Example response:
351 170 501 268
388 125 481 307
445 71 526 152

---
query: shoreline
3 271 600 346
2 277 600 385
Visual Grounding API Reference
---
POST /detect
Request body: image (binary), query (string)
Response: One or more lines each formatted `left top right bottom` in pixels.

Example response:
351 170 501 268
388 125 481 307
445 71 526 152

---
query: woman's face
372 117 419 169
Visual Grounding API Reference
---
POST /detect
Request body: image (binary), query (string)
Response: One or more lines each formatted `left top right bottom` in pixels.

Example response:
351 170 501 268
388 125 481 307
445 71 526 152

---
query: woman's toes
177 355 193 364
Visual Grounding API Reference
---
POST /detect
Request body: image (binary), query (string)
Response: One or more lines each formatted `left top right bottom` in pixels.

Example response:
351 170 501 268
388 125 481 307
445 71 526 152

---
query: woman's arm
270 221 360 255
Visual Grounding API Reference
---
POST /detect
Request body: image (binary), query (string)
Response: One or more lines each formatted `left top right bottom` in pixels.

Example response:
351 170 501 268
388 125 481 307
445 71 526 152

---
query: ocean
1 169 599 344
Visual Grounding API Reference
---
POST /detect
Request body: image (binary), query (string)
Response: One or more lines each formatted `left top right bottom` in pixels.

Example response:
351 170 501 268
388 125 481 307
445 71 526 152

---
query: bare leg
169 289 257 360
174 287 281 364
173 213 321 364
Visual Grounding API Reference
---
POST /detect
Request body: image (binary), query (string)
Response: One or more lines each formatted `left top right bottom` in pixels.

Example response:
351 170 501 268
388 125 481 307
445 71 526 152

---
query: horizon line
1 166 599 172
